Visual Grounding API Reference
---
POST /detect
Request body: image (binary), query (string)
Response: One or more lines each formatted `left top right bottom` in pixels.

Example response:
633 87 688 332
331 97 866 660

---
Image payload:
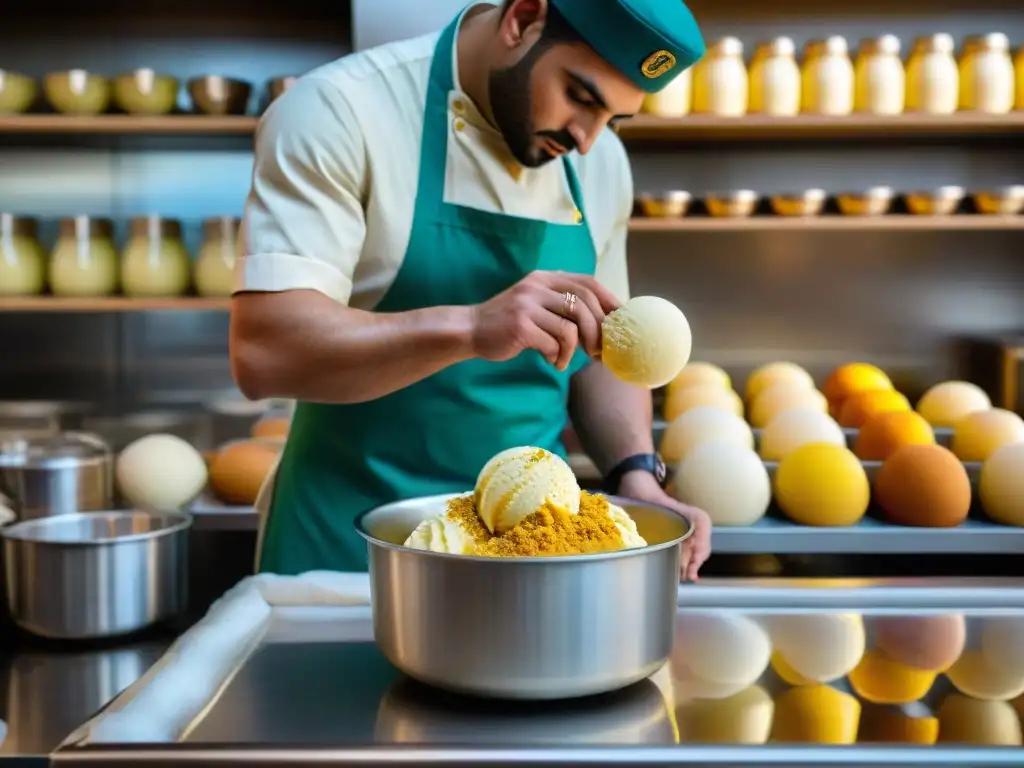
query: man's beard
488 52 576 168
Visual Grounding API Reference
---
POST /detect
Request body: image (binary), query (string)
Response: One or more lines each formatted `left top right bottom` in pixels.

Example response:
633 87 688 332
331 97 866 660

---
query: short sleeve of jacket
236 76 367 305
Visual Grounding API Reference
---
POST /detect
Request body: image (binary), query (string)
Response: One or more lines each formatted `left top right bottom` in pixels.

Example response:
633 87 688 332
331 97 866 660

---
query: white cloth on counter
79 571 371 745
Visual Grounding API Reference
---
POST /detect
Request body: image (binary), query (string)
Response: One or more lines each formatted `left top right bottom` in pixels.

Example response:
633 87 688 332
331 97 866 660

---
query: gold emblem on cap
641 50 677 78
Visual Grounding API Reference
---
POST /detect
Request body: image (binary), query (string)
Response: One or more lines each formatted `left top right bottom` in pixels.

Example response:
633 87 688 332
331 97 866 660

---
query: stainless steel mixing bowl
356 493 691 700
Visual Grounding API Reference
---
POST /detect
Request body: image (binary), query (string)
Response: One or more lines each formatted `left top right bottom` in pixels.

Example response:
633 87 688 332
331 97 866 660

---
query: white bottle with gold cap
958 33 1015 113
906 33 959 114
642 68 692 118
749 37 801 116
801 36 854 116
854 35 905 114
692 37 748 117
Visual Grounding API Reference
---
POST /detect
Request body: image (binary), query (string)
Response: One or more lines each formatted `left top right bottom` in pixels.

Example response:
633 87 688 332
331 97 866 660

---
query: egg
857 704 938 744
952 408 1024 462
937 695 1023 745
667 362 732 395
602 296 691 389
763 613 866 684
873 615 966 671
838 389 911 429
822 362 893 412
744 362 815 403
748 383 828 429
873 444 971 528
663 383 744 421
675 685 773 744
944 618 1024 701
758 408 846 461
116 433 208 511
916 380 992 428
979 442 1024 526
774 443 870 526
847 649 938 704
853 410 936 461
672 612 771 700
770 684 861 745
671 442 771 526
209 440 282 506
659 406 753 463
252 416 290 439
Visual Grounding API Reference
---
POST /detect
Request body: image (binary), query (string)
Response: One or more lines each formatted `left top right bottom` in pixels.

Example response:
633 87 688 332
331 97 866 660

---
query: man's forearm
230 290 474 404
568 363 654 475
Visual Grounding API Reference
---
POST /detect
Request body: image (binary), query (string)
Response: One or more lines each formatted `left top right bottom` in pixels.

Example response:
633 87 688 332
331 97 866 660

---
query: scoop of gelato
403 511 485 554
602 296 692 389
474 446 581 534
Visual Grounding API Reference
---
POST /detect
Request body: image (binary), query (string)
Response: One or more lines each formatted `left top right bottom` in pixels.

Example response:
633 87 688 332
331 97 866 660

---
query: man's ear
497 0 548 51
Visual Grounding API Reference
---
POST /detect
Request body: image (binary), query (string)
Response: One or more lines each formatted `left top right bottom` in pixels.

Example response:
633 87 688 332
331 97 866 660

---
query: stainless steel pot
0 432 113 520
356 494 691 700
1 509 191 639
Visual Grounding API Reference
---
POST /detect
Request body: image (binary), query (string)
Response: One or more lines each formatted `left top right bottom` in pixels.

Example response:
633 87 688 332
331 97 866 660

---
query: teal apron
258 11 598 574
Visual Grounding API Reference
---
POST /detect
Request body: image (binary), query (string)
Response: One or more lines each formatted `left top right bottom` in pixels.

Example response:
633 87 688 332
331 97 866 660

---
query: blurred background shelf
0 115 259 136
629 215 1024 232
618 112 1024 142
0 297 231 313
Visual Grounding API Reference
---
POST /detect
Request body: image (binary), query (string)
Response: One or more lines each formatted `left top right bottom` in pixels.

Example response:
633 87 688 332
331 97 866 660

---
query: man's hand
618 470 712 582
470 270 621 371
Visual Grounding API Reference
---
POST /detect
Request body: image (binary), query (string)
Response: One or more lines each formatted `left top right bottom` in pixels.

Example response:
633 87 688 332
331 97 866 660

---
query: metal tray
54 575 1024 766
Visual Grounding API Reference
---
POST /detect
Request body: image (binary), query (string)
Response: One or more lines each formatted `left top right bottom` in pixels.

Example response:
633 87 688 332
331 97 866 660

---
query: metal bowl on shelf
187 75 252 116
0 70 37 114
706 190 759 218
268 75 298 103
836 186 894 217
973 186 1024 216
43 70 110 116
637 191 692 218
112 69 180 115
770 189 827 217
356 493 691 700
1 509 191 639
905 186 965 216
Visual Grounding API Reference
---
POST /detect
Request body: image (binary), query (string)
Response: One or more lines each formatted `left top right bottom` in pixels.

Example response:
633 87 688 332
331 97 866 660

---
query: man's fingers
539 287 602 357
532 305 578 370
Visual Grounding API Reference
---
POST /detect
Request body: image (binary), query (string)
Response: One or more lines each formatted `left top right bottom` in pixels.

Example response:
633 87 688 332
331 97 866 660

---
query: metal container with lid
2 509 190 639
0 432 113 520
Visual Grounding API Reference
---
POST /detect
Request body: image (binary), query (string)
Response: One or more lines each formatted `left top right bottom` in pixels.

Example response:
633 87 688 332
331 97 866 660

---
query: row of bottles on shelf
0 214 238 299
644 33 1024 118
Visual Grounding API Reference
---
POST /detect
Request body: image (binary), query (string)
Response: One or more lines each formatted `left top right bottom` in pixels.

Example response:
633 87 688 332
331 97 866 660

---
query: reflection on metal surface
3 646 163 756
51 581 1024 765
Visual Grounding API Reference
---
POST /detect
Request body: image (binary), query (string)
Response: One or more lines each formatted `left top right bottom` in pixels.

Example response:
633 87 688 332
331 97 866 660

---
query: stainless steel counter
51 578 1024 766
0 634 175 760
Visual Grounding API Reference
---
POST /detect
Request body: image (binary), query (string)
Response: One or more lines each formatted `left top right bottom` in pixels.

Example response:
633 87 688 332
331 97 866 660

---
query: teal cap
549 0 706 93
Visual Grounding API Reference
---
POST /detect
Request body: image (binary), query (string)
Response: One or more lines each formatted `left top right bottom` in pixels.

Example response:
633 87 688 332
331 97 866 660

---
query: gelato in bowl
356 447 692 701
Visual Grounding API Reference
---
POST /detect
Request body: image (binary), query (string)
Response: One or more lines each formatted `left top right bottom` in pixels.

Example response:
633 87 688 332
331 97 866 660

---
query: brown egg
874 444 972 527
252 416 290 439
210 440 282 506
874 615 966 672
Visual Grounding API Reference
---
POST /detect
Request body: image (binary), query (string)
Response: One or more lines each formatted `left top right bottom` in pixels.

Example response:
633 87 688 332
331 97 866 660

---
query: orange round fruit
874 444 971 528
853 410 936 461
774 443 870 526
823 363 893 411
744 362 815 404
838 389 911 429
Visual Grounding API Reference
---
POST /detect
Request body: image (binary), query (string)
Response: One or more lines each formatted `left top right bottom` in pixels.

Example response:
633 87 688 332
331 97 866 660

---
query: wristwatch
603 453 667 495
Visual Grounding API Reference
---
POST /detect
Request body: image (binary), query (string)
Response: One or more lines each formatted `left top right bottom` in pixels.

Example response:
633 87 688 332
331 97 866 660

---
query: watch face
654 454 667 485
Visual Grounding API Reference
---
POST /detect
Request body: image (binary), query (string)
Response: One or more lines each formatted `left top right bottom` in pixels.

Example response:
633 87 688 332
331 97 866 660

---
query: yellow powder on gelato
445 491 626 557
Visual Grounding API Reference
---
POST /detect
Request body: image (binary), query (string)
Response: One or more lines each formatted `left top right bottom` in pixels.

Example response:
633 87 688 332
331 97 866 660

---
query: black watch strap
603 453 667 494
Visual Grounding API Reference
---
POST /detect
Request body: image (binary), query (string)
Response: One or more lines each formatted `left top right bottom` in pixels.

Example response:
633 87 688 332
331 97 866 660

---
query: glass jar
49 216 118 297
641 68 692 117
748 37 801 116
906 34 959 114
121 216 191 298
194 216 239 297
0 214 45 296
692 37 748 117
854 35 905 114
958 33 1014 114
801 37 854 116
